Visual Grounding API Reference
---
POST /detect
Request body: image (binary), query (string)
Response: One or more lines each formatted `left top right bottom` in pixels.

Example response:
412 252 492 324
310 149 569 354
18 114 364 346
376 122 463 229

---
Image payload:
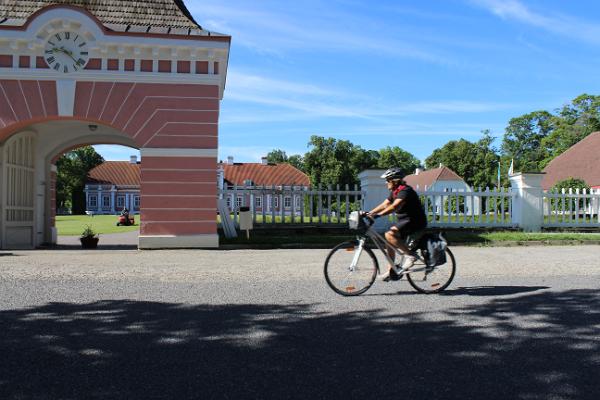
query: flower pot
80 236 99 249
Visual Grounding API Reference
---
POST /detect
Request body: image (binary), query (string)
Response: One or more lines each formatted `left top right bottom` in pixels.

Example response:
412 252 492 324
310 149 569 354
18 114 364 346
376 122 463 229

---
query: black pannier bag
419 233 447 267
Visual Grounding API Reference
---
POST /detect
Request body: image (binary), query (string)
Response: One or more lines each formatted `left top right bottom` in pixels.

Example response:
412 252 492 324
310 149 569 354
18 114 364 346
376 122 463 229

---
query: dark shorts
389 219 426 245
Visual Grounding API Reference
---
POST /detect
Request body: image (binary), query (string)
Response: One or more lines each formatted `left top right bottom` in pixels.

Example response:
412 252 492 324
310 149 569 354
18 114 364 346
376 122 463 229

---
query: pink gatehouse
0 0 230 249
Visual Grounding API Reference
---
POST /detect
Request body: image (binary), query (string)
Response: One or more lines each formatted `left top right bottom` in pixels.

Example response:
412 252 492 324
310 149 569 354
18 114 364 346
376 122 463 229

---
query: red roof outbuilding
87 161 140 186
220 162 310 187
542 132 600 190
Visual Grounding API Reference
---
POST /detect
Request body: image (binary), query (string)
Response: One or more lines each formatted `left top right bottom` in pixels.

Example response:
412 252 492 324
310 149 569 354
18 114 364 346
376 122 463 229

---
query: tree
266 149 305 171
266 149 288 163
56 146 104 214
425 130 500 189
303 136 379 188
377 146 420 173
501 110 553 172
540 94 600 167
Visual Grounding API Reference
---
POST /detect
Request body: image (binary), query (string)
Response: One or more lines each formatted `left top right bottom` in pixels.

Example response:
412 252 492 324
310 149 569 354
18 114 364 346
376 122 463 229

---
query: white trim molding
56 79 76 116
140 148 217 157
139 234 218 249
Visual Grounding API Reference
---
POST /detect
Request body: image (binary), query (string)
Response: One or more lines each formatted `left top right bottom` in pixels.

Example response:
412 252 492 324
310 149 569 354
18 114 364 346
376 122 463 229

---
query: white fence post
358 169 389 231
509 172 545 232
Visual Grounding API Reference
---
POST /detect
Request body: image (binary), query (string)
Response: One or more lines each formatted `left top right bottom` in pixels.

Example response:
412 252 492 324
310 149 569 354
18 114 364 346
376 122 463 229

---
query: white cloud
187 1 455 65
470 0 600 44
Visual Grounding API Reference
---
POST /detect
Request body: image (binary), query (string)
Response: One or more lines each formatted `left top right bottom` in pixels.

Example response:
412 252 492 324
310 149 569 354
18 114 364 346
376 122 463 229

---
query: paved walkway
1 246 598 399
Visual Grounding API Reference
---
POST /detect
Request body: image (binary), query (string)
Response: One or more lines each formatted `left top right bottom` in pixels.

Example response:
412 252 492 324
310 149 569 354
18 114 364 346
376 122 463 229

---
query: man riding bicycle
365 168 427 281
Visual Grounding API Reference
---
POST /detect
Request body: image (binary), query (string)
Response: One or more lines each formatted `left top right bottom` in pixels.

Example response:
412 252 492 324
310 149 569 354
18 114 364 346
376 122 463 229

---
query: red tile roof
404 166 464 189
87 161 140 187
542 131 600 190
221 163 310 187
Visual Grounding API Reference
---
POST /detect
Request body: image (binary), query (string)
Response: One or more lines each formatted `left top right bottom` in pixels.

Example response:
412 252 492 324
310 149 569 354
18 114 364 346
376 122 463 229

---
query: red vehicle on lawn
116 209 135 226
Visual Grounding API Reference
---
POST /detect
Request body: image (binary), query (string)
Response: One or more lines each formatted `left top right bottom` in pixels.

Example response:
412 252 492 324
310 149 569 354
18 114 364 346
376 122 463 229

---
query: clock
44 31 89 73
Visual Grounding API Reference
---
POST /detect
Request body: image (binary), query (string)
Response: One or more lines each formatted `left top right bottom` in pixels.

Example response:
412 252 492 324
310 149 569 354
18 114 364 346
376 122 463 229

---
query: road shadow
0 289 598 399
441 285 551 296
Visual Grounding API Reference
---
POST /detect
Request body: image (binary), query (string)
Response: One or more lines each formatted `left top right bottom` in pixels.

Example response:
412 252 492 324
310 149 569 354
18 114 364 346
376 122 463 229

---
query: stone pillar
358 169 390 231
509 172 545 232
139 149 218 248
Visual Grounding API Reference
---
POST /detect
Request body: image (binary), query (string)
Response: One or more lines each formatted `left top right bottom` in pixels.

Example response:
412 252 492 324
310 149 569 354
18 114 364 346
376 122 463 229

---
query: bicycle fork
349 238 366 271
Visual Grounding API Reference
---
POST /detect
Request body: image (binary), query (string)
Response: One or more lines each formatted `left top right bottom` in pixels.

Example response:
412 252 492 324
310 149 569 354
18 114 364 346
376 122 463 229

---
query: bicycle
324 212 456 296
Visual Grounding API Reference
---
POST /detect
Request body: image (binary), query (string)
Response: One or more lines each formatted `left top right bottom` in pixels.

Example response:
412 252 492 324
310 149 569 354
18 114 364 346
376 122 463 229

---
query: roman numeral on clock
46 56 55 64
65 32 70 40
55 33 62 41
53 63 61 71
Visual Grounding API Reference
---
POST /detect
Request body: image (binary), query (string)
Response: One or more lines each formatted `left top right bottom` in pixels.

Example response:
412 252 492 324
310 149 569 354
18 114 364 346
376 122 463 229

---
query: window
117 196 125 208
89 195 97 208
226 197 232 209
236 196 243 208
270 197 279 208
295 197 302 208
102 195 110 207
284 196 292 209
134 196 140 209
255 196 262 208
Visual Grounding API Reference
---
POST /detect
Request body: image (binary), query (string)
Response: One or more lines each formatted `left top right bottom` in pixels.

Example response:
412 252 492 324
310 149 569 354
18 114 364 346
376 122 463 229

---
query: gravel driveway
0 246 598 400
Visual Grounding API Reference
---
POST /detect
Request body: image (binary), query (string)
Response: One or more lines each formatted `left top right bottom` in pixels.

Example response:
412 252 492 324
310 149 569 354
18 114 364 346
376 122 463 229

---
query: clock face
44 31 89 73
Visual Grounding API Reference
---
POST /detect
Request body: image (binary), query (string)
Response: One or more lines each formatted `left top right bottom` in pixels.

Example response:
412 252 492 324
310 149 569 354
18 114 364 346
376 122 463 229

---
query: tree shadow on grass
0 289 598 399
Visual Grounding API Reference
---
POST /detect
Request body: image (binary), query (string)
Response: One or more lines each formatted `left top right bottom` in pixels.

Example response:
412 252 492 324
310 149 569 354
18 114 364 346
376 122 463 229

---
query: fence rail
218 186 519 229
415 187 516 228
218 185 364 227
543 188 600 227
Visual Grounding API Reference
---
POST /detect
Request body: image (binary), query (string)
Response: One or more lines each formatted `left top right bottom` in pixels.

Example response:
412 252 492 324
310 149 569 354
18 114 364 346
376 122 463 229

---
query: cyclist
365 168 427 281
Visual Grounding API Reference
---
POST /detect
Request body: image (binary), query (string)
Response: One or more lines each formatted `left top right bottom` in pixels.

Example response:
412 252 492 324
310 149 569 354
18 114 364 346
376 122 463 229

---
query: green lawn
56 215 140 236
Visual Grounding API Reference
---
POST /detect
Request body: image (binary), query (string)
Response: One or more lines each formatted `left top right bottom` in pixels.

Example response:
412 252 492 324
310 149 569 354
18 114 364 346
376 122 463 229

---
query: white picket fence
218 185 363 227
543 188 600 227
415 187 516 228
219 185 519 229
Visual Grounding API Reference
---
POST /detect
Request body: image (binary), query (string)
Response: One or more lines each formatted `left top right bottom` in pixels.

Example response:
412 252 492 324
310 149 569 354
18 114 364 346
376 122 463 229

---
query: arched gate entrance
0 2 230 249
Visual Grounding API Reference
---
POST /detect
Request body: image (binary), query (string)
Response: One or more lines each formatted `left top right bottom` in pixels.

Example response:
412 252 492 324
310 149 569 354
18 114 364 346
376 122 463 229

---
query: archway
0 3 230 249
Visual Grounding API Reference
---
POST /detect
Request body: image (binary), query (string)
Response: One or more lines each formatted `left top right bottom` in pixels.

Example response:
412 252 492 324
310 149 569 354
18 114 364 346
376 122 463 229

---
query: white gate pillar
358 169 390 231
509 172 545 232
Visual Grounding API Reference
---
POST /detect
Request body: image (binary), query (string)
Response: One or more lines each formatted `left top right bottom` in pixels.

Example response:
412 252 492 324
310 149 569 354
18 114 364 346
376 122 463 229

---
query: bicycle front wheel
324 240 378 296
406 247 456 294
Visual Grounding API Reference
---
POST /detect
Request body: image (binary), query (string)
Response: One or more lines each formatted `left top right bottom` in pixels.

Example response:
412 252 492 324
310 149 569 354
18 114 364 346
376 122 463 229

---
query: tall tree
56 146 104 214
377 146 421 174
540 94 600 167
266 149 305 171
501 110 553 172
303 136 378 187
425 130 500 189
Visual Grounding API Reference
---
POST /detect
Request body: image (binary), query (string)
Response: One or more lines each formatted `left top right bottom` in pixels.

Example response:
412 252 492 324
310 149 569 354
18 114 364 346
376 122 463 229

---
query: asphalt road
0 246 599 400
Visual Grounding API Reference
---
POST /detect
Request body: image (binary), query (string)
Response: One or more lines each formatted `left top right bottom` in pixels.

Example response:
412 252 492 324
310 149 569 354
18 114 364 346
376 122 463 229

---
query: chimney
130 155 137 164
439 163 443 168
261 157 268 165
227 156 234 165
415 167 422 175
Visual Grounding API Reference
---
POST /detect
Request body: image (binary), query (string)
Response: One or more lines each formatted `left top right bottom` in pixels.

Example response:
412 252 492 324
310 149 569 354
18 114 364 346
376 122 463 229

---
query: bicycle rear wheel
324 240 378 296
406 248 456 294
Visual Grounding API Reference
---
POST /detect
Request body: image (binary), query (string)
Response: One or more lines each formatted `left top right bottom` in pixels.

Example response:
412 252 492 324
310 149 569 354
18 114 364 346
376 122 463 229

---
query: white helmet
380 168 405 181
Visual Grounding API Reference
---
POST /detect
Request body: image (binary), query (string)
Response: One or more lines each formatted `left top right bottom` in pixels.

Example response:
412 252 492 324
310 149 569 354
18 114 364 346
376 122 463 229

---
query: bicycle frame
350 220 429 276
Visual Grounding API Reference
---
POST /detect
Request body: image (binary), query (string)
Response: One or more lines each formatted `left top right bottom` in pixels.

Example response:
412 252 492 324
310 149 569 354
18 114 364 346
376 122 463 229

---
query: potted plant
80 225 99 249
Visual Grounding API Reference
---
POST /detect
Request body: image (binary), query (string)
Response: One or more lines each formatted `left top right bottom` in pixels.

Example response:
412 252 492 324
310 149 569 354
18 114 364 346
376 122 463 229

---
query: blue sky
97 0 600 164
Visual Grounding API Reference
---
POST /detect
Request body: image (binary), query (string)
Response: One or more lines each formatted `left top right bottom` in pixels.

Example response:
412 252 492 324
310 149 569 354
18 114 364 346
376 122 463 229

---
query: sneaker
401 254 417 270
381 266 401 282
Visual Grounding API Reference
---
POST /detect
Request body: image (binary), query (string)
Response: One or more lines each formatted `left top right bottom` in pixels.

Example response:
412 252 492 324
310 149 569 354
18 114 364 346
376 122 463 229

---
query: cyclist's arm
368 199 391 216
371 198 403 218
